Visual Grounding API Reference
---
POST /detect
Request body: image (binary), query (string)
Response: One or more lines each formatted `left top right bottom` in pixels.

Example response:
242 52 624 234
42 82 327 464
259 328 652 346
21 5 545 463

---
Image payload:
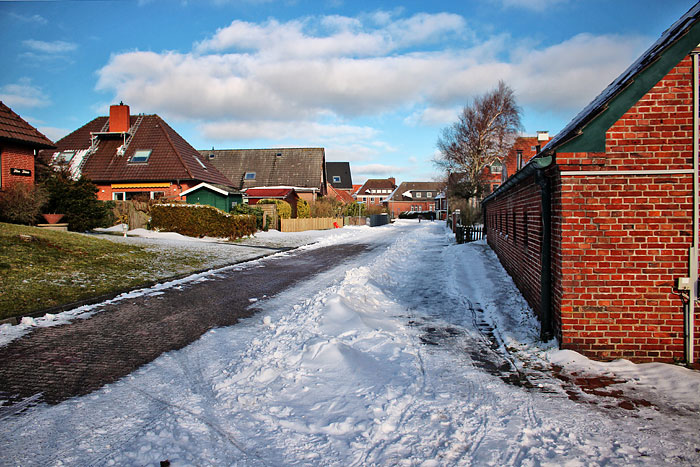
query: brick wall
0 143 36 189
485 173 544 318
483 56 700 363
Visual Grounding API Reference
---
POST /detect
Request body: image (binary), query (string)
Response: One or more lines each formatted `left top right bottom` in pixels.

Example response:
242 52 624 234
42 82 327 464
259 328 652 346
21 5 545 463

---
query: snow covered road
1 220 699 466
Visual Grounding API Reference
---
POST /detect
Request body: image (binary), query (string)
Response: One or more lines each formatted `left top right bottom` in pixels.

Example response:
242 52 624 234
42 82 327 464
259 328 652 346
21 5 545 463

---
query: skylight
195 156 208 170
56 151 75 163
245 172 256 180
129 149 152 163
333 176 341 183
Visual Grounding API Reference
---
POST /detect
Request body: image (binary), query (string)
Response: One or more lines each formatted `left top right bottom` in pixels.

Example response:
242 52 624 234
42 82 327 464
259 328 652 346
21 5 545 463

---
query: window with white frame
129 149 152 164
244 172 256 180
332 176 341 183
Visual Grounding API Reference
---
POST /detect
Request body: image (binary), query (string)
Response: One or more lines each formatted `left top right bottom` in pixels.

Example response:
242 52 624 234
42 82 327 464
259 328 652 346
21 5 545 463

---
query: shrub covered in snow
150 204 257 240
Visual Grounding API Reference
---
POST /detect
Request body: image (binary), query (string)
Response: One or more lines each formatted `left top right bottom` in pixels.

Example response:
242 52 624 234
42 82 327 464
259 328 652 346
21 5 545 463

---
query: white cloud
497 0 567 11
0 78 49 108
9 13 48 25
37 126 70 142
199 119 377 143
353 163 409 179
23 40 78 54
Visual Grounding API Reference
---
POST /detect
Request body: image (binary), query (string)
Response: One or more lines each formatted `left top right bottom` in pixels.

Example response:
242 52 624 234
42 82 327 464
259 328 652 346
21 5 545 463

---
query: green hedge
297 199 310 218
257 199 292 219
150 204 257 240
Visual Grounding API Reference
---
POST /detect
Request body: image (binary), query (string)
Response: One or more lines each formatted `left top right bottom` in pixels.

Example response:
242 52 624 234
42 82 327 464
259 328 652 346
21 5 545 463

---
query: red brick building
483 133 551 194
42 103 231 201
482 4 700 363
384 181 442 217
0 102 55 190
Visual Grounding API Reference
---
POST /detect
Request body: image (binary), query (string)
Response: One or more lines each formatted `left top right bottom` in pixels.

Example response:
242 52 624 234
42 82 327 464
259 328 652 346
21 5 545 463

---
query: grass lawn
0 223 211 321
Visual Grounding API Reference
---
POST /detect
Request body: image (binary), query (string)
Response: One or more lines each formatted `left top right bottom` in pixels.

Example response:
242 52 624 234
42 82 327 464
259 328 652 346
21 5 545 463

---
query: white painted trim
560 169 693 176
179 183 230 197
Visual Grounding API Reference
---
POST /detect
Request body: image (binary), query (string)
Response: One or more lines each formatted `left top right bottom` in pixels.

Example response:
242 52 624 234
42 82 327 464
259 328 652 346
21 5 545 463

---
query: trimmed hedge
297 199 310 218
257 199 292 219
150 204 257 240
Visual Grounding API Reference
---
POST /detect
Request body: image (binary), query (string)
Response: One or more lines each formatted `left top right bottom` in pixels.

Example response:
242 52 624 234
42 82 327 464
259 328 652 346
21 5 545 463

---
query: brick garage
482 5 700 363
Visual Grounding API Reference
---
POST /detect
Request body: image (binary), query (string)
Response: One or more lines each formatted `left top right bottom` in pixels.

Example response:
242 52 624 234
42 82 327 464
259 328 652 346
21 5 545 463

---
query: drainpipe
535 159 553 341
688 51 699 364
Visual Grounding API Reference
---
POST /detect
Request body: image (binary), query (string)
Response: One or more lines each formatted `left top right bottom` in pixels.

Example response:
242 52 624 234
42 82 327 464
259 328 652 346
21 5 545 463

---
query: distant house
434 190 448 220
384 181 442 218
483 132 551 193
179 183 243 213
354 178 396 206
482 3 700 363
0 102 55 190
42 103 231 201
326 183 355 204
326 162 353 192
201 148 327 203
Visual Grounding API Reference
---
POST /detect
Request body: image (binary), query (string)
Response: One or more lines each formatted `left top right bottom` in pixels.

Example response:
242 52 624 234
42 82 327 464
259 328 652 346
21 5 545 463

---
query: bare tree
435 81 522 201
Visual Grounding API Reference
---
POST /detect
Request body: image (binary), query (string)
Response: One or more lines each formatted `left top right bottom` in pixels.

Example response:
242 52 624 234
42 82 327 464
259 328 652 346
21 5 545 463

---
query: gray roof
200 148 326 191
326 162 353 190
542 2 700 153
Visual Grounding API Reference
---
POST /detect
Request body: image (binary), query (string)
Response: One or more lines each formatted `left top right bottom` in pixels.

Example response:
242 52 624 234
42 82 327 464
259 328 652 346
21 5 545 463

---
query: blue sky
1 0 698 184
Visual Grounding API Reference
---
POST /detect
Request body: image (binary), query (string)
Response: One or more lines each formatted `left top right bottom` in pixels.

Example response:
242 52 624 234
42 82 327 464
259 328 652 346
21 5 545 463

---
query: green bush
257 198 292 219
231 203 264 229
297 199 310 218
42 174 113 231
150 204 257 240
0 183 48 225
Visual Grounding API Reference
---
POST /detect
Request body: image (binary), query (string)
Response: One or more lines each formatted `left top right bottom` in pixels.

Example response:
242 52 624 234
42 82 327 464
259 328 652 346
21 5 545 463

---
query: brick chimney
109 102 130 133
388 177 396 186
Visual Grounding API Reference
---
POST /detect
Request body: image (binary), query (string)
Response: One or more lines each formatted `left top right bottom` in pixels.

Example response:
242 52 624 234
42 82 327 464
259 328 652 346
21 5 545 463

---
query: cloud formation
23 40 78 54
95 11 649 161
0 78 49 108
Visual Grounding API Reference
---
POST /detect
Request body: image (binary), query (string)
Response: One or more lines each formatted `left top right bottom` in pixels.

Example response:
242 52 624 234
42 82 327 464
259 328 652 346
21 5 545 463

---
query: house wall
483 55 700 363
0 143 35 189
387 200 435 217
95 182 190 201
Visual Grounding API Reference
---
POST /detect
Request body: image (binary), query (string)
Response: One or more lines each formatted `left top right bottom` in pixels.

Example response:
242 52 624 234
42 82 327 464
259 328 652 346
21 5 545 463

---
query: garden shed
482 3 700 364
180 183 243 213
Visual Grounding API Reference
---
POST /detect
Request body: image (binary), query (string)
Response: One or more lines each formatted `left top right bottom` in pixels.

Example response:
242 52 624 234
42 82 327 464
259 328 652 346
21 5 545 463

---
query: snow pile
1 220 699 466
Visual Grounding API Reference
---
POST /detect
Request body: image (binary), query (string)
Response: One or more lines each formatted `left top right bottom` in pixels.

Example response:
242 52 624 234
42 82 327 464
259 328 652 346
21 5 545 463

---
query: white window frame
244 172 256 180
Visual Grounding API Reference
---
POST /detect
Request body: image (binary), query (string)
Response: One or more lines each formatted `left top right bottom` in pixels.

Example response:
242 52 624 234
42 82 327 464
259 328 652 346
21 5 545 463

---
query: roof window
333 176 341 183
129 149 152 164
245 172 256 180
195 156 208 170
56 151 75 163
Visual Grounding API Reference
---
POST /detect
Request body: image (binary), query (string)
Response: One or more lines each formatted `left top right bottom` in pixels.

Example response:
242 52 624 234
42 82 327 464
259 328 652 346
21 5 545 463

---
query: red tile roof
245 187 295 198
326 183 355 203
42 114 231 185
0 102 55 149
356 178 396 196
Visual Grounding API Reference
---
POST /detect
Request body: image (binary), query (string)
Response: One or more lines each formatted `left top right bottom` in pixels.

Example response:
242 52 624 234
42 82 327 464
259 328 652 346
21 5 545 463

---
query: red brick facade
484 55 700 362
0 143 36 189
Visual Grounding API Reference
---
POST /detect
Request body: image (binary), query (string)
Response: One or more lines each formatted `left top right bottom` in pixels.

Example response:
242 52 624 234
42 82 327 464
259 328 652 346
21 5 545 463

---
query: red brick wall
0 144 36 189
485 173 544 318
484 56 700 362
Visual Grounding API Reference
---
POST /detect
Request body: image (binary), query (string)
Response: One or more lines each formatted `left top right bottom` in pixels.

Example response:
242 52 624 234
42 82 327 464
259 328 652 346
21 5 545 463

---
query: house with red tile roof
326 183 354 204
354 178 396 206
42 103 232 201
0 102 55 190
244 187 300 217
384 181 442 218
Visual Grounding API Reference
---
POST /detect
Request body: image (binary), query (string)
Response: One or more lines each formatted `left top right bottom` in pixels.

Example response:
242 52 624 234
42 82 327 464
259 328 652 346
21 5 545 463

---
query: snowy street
1 220 699 466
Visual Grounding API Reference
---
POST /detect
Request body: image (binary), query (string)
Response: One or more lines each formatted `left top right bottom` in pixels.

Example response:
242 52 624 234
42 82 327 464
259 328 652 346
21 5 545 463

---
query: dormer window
245 172 256 180
490 160 503 174
333 176 341 183
416 192 422 198
129 149 152 164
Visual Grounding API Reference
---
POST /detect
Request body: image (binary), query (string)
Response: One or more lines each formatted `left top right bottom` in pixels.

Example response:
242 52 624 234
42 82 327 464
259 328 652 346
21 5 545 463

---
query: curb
0 246 295 326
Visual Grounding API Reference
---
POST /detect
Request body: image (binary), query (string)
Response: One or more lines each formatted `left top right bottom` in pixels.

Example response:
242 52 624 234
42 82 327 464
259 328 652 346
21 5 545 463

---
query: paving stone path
0 243 370 406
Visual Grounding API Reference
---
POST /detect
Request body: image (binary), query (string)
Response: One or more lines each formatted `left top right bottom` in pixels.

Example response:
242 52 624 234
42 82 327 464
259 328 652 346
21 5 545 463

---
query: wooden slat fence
455 225 485 244
280 217 343 232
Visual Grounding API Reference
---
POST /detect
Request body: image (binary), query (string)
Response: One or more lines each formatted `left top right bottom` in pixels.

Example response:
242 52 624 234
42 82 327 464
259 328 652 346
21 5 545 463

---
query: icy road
1 220 699 466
